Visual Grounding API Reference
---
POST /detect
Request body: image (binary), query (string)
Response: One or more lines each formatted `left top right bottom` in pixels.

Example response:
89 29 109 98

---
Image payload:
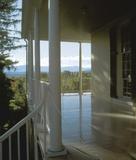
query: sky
9 0 91 69
10 41 91 68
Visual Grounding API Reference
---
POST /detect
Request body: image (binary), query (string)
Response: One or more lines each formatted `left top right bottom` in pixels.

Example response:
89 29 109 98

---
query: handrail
0 103 42 142
0 81 50 160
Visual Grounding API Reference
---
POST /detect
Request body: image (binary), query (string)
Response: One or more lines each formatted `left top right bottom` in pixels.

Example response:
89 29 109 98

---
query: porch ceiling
22 0 136 42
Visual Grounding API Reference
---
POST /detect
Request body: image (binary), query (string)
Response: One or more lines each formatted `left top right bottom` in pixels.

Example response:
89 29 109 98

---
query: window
110 28 117 98
121 24 132 97
110 19 136 99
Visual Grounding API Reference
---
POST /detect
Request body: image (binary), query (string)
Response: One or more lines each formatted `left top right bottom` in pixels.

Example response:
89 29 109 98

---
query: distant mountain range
5 65 91 77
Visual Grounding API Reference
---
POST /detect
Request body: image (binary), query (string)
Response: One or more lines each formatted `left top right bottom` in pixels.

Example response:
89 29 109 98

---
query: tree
0 0 23 52
0 54 15 133
10 77 27 125
0 0 26 134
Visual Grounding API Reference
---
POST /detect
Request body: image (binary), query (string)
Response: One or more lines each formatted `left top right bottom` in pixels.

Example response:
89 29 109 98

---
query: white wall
116 28 123 98
91 28 110 100
90 24 136 153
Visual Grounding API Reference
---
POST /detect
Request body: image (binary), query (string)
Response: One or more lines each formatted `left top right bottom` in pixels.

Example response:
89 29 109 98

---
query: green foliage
61 71 91 93
0 53 16 71
61 71 79 92
9 77 27 125
41 71 91 93
10 77 27 110
0 54 15 132
0 74 27 134
41 72 48 81
0 0 27 135
0 0 23 53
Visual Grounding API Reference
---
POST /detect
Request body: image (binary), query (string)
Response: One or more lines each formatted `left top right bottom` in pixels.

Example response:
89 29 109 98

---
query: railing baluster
0 81 49 160
17 129 20 160
43 84 47 160
0 142 2 160
26 121 29 160
9 135 12 160
34 118 38 160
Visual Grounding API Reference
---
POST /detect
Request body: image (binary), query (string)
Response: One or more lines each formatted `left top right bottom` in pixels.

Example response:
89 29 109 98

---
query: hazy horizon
5 65 91 74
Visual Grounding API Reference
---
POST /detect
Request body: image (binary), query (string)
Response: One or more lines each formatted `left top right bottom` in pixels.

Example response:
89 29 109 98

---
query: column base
47 148 67 158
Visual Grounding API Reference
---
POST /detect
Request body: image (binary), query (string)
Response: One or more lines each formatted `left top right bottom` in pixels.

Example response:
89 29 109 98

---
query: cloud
41 56 91 68
11 42 91 68
41 57 49 66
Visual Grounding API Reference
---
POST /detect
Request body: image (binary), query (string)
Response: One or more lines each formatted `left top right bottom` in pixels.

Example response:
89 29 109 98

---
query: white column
79 42 83 95
48 0 63 153
79 42 83 140
34 8 40 106
28 32 34 110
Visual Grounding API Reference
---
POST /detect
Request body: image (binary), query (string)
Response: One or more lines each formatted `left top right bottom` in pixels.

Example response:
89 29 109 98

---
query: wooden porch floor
44 143 131 160
39 94 135 160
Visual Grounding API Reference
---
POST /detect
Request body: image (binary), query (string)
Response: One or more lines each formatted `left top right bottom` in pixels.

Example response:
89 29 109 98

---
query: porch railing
0 81 49 160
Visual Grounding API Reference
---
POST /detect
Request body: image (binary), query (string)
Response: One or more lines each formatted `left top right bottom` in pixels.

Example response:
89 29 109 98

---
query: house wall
91 26 113 118
91 27 110 100
90 20 136 153
116 29 123 98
